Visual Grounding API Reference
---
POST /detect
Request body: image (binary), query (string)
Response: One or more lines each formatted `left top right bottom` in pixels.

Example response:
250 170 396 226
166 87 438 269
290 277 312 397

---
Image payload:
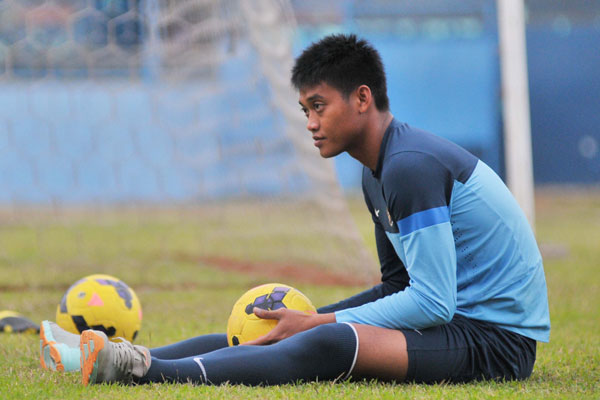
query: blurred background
1 0 598 201
0 0 599 286
291 0 600 188
1 3 598 394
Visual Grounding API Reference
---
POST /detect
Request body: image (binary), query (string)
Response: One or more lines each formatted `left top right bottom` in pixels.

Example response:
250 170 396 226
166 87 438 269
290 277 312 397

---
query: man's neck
349 111 393 171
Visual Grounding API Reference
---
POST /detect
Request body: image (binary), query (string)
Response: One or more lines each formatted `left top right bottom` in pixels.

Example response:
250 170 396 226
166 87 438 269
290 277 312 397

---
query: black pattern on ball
96 278 133 309
71 315 116 336
244 286 290 314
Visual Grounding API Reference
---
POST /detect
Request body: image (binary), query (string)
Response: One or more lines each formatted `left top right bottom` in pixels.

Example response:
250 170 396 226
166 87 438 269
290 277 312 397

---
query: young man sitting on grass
40 33 550 386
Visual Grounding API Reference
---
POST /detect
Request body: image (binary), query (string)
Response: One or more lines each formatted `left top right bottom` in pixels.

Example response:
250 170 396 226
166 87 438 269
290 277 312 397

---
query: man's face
298 82 362 158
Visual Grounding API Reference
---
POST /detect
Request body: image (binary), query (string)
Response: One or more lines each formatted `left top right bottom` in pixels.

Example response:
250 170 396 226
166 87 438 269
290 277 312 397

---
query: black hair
291 34 389 112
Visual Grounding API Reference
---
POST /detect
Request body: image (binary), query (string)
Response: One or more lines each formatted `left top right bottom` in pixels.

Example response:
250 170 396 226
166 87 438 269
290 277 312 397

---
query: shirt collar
372 118 397 179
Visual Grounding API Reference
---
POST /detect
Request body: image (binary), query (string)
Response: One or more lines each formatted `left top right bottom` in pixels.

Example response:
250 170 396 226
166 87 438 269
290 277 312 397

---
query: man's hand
243 308 336 346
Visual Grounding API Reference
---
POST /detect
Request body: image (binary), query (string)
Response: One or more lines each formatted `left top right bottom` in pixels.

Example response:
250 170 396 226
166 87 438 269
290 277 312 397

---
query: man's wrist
312 312 336 327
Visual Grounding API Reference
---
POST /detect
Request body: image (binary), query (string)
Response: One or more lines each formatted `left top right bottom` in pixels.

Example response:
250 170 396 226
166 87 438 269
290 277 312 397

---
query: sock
140 323 359 385
150 333 228 360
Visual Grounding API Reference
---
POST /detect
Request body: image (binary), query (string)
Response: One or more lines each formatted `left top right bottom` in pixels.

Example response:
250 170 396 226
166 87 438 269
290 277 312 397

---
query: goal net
0 0 378 289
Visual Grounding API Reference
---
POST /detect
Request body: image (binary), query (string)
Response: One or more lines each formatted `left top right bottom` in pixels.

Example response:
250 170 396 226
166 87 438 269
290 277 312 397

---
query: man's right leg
149 334 228 360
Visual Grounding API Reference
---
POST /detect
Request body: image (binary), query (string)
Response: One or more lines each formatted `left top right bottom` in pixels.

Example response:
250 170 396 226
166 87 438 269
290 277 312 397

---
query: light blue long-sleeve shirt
335 120 550 343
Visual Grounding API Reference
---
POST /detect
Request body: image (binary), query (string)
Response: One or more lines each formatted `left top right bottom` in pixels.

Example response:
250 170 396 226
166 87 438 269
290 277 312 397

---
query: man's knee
306 323 357 353
264 322 358 382
282 323 358 365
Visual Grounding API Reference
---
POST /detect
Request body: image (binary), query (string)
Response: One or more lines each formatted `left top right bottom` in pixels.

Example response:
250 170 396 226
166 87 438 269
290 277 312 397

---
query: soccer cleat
39 320 81 372
80 329 151 386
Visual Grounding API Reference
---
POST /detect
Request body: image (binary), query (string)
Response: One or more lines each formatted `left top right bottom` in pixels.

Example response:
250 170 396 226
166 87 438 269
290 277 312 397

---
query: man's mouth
312 136 325 147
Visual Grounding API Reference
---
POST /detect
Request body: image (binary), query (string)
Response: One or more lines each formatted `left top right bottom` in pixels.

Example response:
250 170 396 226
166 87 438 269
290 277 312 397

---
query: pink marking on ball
87 293 104 307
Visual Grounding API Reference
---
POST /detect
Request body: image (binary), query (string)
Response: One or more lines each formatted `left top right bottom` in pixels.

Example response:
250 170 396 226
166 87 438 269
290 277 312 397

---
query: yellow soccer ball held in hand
227 283 316 346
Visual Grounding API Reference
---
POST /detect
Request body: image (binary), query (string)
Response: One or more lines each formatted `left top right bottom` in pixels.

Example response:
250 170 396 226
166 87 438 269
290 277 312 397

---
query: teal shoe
40 320 81 372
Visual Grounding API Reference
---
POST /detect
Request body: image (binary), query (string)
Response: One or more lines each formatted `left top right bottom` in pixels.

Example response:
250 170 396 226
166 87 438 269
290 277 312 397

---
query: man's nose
306 113 319 132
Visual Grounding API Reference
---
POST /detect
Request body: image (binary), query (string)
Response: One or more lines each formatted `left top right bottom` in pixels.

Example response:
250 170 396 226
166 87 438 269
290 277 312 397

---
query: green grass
0 200 377 289
1 189 599 399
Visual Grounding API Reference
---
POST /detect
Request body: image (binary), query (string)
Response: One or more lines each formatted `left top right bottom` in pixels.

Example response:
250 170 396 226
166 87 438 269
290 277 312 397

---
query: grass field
1 189 599 399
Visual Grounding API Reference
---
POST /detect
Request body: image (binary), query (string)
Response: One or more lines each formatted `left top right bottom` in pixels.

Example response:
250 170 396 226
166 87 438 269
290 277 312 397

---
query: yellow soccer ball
227 283 316 346
56 274 142 342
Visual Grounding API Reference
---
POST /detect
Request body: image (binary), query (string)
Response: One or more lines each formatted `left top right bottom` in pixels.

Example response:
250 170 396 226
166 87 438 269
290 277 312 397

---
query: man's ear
356 85 372 113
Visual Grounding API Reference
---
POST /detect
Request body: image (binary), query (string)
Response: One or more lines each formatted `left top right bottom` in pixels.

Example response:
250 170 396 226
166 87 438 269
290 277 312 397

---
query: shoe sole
80 330 106 386
39 322 50 369
39 321 65 372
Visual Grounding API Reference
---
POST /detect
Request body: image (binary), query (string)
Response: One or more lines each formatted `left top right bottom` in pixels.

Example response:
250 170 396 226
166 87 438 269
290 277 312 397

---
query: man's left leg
82 322 361 385
101 315 534 385
141 323 410 385
81 322 411 385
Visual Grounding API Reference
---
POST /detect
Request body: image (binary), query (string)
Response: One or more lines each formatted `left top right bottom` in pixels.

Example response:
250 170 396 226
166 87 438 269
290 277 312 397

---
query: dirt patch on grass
192 255 371 287
0 255 373 293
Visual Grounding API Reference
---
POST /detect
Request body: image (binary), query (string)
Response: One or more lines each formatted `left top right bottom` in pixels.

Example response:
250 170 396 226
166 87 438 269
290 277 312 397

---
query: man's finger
243 332 274 346
253 307 283 320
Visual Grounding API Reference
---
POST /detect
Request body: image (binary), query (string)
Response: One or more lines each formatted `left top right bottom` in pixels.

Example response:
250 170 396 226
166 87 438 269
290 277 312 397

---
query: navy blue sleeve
316 284 388 313
317 223 409 313
317 175 409 314
374 220 410 289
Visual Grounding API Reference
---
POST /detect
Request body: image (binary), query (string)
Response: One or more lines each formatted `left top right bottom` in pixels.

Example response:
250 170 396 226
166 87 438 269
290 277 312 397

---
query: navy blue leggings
139 323 358 385
150 333 228 360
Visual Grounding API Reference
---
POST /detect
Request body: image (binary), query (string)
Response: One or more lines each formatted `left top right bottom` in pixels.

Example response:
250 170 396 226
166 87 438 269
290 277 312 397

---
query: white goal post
497 0 536 228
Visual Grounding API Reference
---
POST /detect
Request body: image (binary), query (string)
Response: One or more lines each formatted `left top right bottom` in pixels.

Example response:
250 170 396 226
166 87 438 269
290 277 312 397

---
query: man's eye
314 103 323 111
301 108 308 117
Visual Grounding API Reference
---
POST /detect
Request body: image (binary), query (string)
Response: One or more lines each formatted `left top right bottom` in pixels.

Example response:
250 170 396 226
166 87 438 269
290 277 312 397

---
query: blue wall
527 26 600 183
1 1 599 205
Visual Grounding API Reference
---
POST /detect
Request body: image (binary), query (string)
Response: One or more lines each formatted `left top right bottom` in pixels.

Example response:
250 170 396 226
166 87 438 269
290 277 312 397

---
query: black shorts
402 314 537 383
